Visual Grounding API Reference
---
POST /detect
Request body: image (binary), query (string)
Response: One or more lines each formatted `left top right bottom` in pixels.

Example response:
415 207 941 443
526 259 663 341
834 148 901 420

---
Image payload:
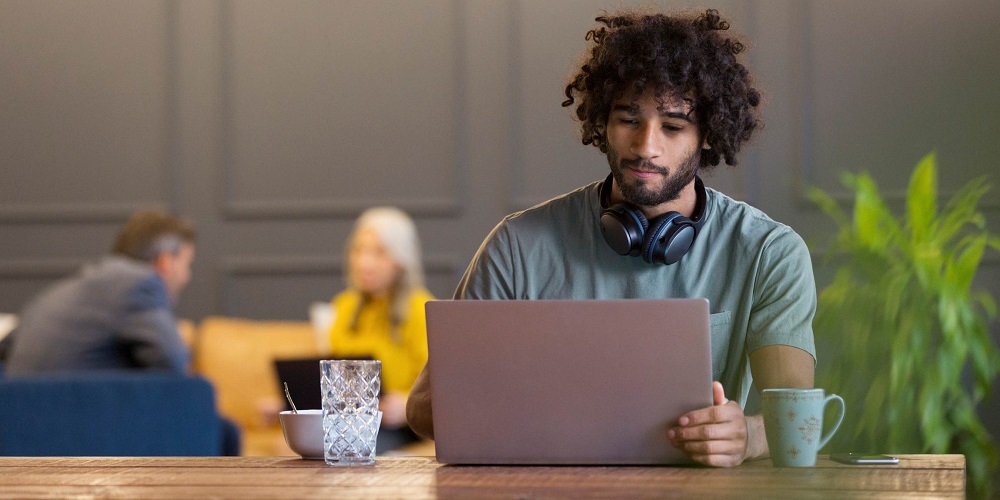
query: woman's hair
345 207 425 337
112 209 196 263
562 8 761 170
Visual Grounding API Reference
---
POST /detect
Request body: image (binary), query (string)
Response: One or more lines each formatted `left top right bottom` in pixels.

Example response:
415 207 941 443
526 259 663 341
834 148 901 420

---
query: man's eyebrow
611 103 695 123
611 103 637 114
662 110 695 123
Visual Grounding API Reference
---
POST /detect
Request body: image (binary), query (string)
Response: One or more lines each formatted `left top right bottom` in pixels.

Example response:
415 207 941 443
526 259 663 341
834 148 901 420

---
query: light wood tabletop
0 454 965 499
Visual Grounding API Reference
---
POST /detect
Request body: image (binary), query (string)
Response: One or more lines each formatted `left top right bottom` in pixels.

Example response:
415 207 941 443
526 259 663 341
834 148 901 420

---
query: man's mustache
619 158 668 174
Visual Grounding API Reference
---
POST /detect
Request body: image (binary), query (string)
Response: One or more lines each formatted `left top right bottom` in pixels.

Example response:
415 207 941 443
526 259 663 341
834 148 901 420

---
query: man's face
157 242 195 302
605 89 706 208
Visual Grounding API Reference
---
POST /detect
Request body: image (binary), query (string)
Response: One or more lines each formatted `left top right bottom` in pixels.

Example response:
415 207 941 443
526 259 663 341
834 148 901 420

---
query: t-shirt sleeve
453 220 517 300
746 228 817 361
118 274 190 372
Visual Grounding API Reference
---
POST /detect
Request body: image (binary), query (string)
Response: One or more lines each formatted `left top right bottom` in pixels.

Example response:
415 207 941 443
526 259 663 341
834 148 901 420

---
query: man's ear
701 136 712 151
152 252 171 278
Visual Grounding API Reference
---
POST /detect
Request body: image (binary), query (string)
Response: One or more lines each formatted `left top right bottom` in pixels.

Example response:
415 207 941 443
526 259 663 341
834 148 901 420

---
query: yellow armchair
193 316 318 455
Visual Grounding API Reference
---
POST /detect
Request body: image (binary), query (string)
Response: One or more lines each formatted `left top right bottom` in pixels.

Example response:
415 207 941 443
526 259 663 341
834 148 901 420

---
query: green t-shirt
454 179 817 408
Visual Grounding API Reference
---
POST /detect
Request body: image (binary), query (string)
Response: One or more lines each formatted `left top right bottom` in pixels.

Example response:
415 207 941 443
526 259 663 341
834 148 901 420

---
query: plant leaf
813 153 1000 495
935 177 989 245
807 186 849 228
907 153 938 244
945 235 986 294
851 173 895 251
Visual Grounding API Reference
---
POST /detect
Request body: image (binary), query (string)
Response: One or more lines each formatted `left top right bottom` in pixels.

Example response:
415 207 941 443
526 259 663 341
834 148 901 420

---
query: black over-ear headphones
599 173 707 265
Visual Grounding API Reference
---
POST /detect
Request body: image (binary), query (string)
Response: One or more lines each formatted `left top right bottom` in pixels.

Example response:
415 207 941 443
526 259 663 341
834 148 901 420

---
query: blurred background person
5 210 195 374
3 209 240 455
328 206 434 452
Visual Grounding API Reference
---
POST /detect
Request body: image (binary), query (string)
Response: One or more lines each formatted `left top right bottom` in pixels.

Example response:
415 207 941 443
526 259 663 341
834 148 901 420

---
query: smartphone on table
830 453 900 465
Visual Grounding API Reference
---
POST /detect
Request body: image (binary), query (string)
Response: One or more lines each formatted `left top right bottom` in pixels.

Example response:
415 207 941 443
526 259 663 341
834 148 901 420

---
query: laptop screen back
426 299 713 465
273 355 373 411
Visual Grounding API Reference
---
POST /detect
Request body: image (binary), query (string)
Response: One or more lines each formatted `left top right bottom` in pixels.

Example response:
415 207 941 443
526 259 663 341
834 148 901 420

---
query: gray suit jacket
5 256 189 375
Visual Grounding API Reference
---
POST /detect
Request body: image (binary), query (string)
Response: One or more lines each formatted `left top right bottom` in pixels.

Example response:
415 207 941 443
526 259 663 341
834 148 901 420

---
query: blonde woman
328 207 434 450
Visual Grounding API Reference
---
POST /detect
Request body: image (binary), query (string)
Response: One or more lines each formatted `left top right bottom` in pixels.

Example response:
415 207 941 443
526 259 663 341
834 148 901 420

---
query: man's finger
713 381 728 406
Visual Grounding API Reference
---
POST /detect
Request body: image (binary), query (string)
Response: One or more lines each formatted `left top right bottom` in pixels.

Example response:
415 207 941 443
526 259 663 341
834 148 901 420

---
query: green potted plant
807 153 1000 497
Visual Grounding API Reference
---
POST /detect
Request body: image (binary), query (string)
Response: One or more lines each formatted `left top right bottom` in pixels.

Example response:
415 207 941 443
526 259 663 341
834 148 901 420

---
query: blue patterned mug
762 388 845 467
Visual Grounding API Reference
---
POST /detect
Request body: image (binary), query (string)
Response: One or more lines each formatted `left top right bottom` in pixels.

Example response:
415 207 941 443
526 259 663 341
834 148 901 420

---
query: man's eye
663 124 683 132
618 118 638 125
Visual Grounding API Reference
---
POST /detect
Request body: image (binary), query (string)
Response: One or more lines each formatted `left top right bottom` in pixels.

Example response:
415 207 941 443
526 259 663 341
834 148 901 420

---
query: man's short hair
112 210 196 263
562 8 761 170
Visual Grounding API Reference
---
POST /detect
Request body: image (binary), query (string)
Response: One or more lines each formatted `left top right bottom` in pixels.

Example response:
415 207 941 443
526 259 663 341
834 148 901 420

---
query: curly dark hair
562 8 761 170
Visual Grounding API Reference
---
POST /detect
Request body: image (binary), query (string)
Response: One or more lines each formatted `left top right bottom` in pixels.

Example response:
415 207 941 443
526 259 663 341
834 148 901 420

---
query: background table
0 454 965 499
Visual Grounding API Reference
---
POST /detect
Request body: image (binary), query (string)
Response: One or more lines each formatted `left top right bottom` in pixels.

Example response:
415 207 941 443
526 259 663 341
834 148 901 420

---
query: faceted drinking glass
320 359 381 465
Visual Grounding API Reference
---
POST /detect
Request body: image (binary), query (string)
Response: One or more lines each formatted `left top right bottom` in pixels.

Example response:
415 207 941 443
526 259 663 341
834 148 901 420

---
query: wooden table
0 454 964 499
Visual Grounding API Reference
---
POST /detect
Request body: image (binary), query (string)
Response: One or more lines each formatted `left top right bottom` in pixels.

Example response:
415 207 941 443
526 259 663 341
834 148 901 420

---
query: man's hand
379 391 408 429
668 346 814 466
667 381 759 467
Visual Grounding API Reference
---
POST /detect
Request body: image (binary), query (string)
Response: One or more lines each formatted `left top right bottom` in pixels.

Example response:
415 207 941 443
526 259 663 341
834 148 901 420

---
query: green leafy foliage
808 153 1000 497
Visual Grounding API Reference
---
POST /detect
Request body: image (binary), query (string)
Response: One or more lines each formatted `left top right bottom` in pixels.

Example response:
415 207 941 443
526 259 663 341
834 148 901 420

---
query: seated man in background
6 210 195 374
4 209 239 455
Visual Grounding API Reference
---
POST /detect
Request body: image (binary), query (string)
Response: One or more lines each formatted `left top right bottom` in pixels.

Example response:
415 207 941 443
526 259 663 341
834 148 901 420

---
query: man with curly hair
408 8 816 467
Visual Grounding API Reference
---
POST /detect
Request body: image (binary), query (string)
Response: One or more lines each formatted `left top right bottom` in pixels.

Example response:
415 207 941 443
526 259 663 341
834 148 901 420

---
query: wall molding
0 203 163 224
809 248 1000 267
223 198 462 220
798 189 1000 212
0 259 82 279
216 0 465 221
220 254 459 276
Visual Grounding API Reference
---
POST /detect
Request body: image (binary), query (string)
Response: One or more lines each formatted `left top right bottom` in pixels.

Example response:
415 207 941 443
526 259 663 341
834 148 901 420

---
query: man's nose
630 123 662 159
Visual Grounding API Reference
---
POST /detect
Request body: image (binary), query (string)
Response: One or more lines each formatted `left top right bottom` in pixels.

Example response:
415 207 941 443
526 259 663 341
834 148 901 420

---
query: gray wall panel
0 0 998 469
0 0 175 221
803 1 1000 204
1 0 996 326
222 0 461 218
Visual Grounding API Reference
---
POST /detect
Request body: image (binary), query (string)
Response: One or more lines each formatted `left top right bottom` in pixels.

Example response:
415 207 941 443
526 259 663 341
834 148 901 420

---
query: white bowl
278 409 323 459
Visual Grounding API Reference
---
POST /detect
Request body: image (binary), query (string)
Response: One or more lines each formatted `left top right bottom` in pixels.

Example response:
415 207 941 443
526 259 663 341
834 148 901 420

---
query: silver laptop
426 299 713 465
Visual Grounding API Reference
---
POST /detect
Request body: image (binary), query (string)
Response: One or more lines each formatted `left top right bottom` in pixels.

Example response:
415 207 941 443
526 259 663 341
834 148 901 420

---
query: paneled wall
1 0 998 454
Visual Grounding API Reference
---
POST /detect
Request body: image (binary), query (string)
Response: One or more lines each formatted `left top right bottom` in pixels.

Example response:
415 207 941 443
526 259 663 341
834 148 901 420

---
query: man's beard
607 147 700 207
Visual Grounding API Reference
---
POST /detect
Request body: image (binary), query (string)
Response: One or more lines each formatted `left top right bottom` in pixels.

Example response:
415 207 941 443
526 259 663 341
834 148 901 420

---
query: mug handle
818 394 845 451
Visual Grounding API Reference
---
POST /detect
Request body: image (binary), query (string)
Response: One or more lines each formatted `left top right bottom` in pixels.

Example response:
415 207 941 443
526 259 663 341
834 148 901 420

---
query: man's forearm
405 368 435 439
745 345 816 462
745 414 769 460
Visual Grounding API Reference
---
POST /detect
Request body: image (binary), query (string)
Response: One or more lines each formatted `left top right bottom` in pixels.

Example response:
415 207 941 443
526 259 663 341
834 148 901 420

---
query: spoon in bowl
283 382 298 414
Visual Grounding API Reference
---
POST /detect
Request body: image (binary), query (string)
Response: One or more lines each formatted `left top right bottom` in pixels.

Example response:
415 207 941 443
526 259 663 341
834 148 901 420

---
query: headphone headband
598 173 708 226
598 173 708 265
690 176 707 232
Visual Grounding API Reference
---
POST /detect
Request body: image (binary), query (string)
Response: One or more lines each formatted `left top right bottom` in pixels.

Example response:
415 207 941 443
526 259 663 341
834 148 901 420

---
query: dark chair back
0 372 223 456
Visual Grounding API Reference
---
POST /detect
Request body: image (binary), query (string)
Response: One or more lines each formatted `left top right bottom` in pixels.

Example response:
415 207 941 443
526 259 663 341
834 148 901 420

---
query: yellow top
327 288 434 393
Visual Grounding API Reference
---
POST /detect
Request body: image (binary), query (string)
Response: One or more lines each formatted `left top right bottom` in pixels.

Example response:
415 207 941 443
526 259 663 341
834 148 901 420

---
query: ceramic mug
762 388 845 467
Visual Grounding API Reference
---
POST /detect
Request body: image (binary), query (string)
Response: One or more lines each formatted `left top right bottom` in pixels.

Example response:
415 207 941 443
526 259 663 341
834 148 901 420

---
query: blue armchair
0 371 226 456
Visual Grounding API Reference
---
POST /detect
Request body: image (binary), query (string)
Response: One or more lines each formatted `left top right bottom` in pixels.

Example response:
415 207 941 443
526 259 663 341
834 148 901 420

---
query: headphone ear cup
642 212 697 265
600 205 648 257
